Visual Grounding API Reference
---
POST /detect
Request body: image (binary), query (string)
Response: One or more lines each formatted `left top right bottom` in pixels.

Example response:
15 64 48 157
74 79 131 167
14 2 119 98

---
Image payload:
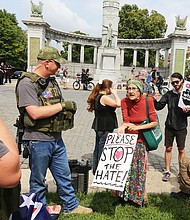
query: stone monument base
95 47 121 83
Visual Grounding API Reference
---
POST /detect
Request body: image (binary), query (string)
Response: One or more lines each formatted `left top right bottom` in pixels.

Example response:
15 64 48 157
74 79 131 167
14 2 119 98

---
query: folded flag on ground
9 193 52 220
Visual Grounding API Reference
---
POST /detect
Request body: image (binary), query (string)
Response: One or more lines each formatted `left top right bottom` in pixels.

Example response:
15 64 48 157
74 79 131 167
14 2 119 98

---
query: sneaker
65 205 93 214
162 171 171 182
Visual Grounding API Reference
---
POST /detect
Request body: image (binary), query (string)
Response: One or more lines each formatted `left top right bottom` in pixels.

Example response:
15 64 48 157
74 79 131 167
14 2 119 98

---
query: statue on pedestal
30 0 43 17
103 23 114 47
175 15 188 30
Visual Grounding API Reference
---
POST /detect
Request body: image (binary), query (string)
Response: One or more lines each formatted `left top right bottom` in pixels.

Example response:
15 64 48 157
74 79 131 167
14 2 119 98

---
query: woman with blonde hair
87 79 121 175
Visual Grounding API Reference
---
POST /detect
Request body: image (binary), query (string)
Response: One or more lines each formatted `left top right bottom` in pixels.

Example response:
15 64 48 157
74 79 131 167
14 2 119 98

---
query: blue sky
1 0 190 37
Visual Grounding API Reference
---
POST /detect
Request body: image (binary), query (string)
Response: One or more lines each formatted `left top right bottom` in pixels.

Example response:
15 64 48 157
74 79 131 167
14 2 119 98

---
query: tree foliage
118 4 167 39
0 9 27 69
118 4 168 67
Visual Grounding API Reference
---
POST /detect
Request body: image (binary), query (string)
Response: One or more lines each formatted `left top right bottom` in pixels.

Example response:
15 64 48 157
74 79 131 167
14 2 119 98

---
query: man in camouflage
16 46 92 214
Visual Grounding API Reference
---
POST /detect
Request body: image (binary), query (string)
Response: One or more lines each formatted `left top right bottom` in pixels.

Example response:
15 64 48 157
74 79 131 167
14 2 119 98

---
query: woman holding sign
118 79 157 207
87 79 121 175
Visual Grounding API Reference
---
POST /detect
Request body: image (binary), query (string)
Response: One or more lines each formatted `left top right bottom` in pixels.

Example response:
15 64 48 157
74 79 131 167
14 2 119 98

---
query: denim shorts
165 127 187 148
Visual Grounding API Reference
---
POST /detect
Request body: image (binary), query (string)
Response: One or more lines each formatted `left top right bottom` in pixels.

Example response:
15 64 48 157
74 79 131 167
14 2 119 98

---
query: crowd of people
58 66 69 89
1 46 190 219
131 66 164 95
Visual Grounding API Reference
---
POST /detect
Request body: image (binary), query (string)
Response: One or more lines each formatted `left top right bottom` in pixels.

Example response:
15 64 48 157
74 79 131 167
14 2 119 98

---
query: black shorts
165 127 187 148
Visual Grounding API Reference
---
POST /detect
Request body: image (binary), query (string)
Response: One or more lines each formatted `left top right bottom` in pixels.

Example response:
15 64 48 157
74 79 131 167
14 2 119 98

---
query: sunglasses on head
171 80 180 86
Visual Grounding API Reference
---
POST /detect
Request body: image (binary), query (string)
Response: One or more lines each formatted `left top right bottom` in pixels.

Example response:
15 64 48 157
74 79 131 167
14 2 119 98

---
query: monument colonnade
23 17 172 79
46 28 172 69
23 0 190 81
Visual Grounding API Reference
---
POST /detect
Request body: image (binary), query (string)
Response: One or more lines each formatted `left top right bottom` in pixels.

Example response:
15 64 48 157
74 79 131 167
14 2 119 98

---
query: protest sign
178 80 190 109
92 133 138 191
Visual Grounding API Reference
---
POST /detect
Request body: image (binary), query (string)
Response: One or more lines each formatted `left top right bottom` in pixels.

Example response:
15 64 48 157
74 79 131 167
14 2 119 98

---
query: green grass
46 191 190 220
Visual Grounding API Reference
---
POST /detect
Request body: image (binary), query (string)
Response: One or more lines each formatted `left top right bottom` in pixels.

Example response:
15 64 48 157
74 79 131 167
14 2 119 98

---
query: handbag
141 96 162 151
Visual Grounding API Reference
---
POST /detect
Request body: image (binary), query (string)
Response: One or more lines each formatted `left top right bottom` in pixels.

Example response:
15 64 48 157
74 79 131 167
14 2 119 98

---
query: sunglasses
171 80 180 86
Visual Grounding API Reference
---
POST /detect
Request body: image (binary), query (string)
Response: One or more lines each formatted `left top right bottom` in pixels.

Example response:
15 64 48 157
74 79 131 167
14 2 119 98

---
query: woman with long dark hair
87 79 121 175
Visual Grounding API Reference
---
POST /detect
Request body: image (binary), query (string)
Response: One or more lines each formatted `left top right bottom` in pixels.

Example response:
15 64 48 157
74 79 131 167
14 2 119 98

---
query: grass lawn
46 191 190 220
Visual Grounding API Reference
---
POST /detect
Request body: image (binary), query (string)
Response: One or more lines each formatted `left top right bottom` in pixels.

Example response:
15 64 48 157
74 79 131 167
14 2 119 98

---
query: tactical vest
16 72 74 132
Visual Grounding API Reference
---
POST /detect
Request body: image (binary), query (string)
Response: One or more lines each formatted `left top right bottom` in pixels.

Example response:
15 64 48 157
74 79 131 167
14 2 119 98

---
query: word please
105 134 137 145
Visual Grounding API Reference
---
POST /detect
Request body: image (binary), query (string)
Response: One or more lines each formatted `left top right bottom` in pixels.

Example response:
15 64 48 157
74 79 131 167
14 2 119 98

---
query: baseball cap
37 46 67 64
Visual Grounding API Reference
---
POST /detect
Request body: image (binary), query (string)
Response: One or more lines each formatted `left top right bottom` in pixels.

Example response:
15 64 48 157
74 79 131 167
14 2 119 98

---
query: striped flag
9 193 52 220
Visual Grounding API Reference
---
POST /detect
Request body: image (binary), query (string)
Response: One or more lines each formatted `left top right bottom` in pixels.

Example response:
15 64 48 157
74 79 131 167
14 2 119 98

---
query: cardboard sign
178 80 190 109
92 133 138 191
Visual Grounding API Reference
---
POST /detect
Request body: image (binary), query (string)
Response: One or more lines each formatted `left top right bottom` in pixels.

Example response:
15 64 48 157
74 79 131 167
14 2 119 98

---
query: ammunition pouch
53 110 75 131
23 110 75 133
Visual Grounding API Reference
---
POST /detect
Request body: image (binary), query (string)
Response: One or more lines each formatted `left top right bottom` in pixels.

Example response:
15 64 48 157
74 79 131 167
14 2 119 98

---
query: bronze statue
30 0 43 17
175 15 188 30
103 23 114 47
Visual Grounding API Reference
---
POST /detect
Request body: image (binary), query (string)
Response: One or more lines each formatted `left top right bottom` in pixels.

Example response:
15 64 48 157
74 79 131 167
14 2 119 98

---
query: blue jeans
28 138 79 213
93 131 111 175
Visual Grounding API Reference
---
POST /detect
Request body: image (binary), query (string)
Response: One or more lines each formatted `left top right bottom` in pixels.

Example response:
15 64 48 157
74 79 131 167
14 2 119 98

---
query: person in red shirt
118 79 157 207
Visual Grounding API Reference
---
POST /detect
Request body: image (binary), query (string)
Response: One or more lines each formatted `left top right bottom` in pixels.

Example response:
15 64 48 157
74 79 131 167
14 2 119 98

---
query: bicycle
159 85 169 95
73 77 95 91
152 83 169 95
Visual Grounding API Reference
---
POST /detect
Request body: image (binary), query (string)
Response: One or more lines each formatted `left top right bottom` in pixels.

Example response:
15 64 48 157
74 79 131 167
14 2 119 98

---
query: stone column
56 41 62 53
80 45 85 63
22 17 50 72
93 46 97 64
68 43 72 62
164 48 169 68
95 0 121 83
168 30 190 76
102 0 120 48
133 49 137 66
120 48 124 66
45 38 51 46
144 49 149 68
155 49 160 68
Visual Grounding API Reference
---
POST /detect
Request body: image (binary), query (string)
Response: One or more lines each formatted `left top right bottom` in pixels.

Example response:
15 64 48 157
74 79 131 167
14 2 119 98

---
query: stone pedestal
95 0 121 83
168 29 190 76
95 46 121 83
22 17 50 72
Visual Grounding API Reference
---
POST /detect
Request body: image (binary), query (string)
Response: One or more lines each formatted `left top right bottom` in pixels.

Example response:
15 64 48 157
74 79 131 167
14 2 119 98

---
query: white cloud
1 0 190 39
29 0 97 35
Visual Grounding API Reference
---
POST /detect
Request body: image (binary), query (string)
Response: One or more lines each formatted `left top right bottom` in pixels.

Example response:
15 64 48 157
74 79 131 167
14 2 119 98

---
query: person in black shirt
0 62 5 85
155 72 164 95
81 68 88 90
87 79 121 175
154 72 190 182
4 62 12 84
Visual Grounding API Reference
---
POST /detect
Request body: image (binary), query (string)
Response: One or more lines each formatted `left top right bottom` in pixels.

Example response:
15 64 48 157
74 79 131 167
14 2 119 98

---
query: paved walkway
1 79 190 194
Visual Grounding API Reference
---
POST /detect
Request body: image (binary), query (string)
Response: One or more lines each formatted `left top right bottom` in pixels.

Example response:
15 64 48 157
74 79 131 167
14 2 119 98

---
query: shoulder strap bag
141 96 162 151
